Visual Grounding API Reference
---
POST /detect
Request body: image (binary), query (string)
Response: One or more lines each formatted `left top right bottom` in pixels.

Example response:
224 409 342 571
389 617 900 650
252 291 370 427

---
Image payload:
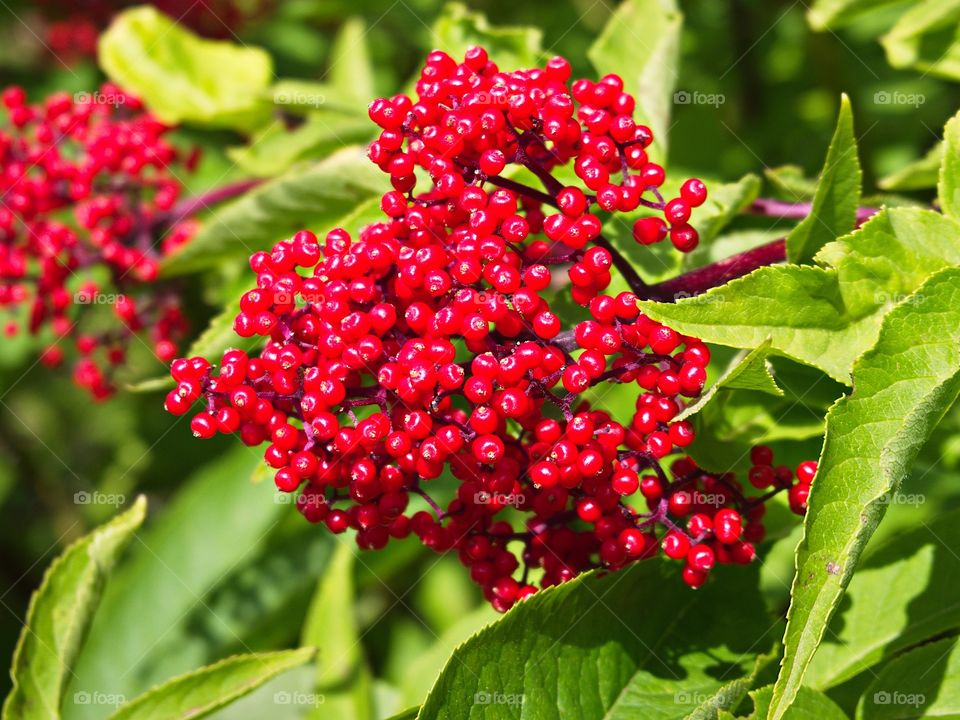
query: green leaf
66 449 289 720
878 142 943 191
939 111 960 221
677 342 783 422
639 207 960 384
856 637 960 719
229 115 373 177
881 0 960 80
2 497 146 720
786 95 861 264
386 708 420 720
125 375 175 393
765 166 818 201
108 649 315 720
98 6 273 131
804 507 960 689
161 147 387 276
397 606 497 708
158 511 331 659
687 174 763 256
127 278 249 394
746 685 848 719
328 18 376 102
682 357 834 474
301 541 374 720
418 560 772 720
184 298 255 363
767 267 960 720
269 80 357 115
807 0 906 30
588 0 682 163
431 3 542 68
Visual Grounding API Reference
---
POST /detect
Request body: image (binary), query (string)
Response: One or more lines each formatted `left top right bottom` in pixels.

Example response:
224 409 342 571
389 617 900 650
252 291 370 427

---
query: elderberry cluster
167 48 814 611
38 0 275 64
0 84 193 398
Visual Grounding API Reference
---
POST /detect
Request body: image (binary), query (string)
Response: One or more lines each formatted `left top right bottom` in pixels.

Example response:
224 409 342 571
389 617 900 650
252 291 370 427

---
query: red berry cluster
0 83 194 399
37 0 275 64
167 48 815 610
745 445 817 515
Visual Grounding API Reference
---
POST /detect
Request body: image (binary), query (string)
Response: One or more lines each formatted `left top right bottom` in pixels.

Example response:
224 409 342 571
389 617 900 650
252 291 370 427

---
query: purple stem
153 178 263 229
645 239 787 302
748 198 879 225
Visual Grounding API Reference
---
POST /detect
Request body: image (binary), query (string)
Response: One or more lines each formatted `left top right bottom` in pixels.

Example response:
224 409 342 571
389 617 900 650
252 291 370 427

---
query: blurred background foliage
0 0 958 713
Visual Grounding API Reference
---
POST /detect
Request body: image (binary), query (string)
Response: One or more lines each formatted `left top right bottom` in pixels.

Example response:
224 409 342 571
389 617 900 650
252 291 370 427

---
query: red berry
713 509 742 544
632 216 667 245
680 178 708 207
662 531 690 559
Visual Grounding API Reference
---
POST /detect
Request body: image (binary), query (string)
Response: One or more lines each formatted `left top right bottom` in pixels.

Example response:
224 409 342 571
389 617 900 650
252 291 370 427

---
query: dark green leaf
588 0 682 162
161 147 387 276
431 4 542 67
765 166 818 201
878 142 943 191
301 542 374 720
2 498 146 720
807 0 907 30
881 0 960 80
786 95 861 264
768 268 960 719
228 115 372 177
805 507 960 689
386 708 420 720
677 342 783 423
639 208 960 384
66 450 286 720
939 110 960 220
108 649 316 720
856 637 960 719
746 685 848 719
418 560 772 719
328 18 376 102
